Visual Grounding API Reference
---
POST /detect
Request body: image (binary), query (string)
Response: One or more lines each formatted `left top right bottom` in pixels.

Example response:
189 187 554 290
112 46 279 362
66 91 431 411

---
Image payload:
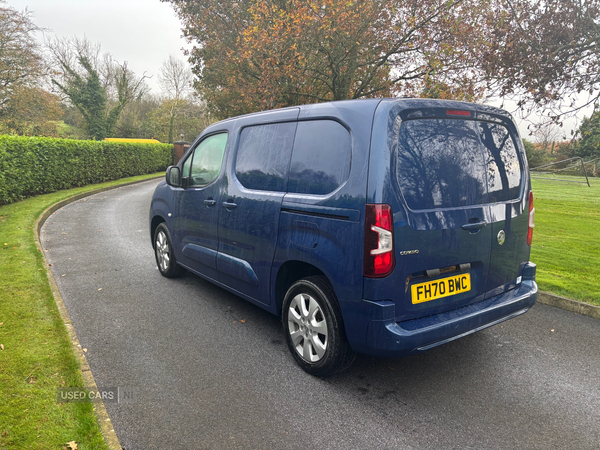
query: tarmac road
41 179 600 450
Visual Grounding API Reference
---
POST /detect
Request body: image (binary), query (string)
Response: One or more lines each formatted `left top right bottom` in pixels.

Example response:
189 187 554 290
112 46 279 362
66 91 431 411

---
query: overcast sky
8 0 190 94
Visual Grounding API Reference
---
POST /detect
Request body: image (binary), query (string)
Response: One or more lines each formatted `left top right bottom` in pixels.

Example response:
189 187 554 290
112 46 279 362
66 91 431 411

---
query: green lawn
0 173 163 449
531 176 600 306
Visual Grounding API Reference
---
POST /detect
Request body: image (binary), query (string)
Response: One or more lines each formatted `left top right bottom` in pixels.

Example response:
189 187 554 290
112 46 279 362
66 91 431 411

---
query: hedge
0 135 173 204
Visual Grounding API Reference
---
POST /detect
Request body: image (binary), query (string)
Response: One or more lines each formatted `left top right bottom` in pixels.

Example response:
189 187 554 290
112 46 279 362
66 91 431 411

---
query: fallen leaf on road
61 274 66 277
98 288 102 291
83 348 87 353
551 329 555 332
65 441 78 450
241 320 246 323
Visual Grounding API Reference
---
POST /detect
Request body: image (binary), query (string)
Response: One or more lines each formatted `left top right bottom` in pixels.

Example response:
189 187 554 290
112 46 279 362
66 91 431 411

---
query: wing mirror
165 166 181 187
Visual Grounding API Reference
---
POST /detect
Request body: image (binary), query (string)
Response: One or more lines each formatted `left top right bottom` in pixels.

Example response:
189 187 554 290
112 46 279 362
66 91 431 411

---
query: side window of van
184 133 228 186
235 122 296 191
395 119 487 209
478 122 523 202
287 120 352 195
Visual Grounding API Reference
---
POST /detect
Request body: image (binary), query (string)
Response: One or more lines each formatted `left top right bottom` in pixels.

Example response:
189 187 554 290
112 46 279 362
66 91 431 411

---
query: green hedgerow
0 136 172 204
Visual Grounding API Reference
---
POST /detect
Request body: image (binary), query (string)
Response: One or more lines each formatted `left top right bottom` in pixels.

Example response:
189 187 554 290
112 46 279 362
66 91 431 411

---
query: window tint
188 133 228 186
395 119 487 209
478 122 523 202
287 120 351 195
235 122 296 191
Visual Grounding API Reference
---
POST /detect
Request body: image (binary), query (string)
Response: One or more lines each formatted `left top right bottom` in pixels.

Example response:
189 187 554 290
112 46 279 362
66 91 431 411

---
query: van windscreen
395 119 487 210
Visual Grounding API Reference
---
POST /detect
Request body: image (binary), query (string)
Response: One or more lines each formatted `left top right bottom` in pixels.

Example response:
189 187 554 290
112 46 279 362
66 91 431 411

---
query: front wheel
154 223 185 278
282 276 355 376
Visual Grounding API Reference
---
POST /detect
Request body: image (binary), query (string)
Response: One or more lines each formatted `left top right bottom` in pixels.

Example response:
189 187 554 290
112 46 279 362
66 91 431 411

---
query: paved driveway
41 179 600 450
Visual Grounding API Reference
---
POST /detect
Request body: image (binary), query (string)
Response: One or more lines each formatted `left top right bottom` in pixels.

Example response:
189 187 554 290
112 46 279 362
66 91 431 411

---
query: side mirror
165 166 181 187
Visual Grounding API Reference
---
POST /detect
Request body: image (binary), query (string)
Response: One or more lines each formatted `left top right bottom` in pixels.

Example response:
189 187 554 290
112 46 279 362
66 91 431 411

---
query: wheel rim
155 230 170 272
287 293 328 363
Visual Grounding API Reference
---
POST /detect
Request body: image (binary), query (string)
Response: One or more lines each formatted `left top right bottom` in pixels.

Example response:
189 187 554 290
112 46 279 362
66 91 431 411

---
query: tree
483 0 600 123
574 108 600 158
533 124 564 156
148 97 212 143
0 2 43 112
163 0 493 118
158 55 194 143
0 86 62 136
115 95 161 139
522 138 550 169
47 37 149 140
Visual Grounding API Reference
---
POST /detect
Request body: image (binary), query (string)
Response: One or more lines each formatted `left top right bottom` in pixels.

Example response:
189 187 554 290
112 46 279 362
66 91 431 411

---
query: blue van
149 98 538 376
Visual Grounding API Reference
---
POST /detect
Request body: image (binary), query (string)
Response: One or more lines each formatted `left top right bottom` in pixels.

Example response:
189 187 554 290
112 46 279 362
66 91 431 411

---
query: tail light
527 191 535 246
364 204 395 277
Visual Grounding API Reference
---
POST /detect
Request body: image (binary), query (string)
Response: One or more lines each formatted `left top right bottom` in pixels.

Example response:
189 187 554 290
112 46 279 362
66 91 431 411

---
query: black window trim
182 130 229 188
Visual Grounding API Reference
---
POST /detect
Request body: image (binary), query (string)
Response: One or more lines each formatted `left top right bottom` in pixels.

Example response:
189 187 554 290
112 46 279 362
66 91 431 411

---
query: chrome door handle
222 201 237 209
204 199 216 206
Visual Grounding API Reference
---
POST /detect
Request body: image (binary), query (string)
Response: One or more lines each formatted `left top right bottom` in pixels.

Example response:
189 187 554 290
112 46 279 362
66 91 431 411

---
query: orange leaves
166 0 494 117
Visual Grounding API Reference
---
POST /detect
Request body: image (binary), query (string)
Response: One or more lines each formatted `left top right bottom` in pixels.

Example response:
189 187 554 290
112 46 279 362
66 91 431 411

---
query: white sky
5 0 593 139
7 0 190 94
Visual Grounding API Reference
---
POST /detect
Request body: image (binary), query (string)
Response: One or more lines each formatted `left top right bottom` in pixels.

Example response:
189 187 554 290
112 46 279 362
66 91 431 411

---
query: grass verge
0 173 163 449
531 177 600 306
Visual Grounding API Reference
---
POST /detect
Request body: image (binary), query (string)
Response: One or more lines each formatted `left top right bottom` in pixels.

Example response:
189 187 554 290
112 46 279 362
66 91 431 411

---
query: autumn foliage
483 0 600 121
165 0 493 118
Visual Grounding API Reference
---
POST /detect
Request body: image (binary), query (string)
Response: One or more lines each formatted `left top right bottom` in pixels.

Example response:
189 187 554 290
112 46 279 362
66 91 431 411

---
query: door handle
204 199 216 206
461 221 487 232
222 201 237 209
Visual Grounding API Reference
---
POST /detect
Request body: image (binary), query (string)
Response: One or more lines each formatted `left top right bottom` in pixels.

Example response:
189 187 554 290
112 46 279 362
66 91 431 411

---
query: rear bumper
350 267 538 358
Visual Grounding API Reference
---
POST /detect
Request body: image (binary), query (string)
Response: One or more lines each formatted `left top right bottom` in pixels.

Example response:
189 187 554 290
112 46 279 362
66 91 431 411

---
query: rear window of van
395 119 522 210
235 122 296 192
396 119 487 209
478 122 523 203
287 120 351 195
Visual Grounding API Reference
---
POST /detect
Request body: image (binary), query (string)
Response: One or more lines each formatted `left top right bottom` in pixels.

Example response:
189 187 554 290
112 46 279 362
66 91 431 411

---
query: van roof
202 98 514 134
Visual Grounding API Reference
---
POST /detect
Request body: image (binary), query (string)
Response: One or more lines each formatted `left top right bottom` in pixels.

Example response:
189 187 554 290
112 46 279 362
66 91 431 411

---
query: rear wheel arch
282 275 355 376
274 260 328 316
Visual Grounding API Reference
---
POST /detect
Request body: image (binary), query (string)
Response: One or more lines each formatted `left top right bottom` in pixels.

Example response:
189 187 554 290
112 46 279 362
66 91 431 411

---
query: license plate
411 273 471 304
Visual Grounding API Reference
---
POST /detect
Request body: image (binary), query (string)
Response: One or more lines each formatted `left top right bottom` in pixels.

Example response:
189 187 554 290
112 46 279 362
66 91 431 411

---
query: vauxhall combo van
149 98 538 376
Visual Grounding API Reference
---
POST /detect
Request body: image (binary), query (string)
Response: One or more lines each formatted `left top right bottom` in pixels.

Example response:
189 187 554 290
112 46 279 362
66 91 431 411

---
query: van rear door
374 114 494 321
477 121 530 298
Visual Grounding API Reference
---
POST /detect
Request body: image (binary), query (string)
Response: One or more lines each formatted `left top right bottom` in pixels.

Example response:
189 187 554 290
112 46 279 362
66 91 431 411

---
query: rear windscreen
396 119 487 209
395 119 522 210
478 122 523 203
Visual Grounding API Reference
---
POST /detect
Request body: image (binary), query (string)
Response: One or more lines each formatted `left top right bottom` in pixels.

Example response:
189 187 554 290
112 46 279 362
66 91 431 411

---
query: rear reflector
527 191 535 246
364 204 395 278
446 110 471 116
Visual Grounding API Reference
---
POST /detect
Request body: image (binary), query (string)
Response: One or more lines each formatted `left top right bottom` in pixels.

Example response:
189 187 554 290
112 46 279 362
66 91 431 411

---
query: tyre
282 276 355 376
154 223 185 278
